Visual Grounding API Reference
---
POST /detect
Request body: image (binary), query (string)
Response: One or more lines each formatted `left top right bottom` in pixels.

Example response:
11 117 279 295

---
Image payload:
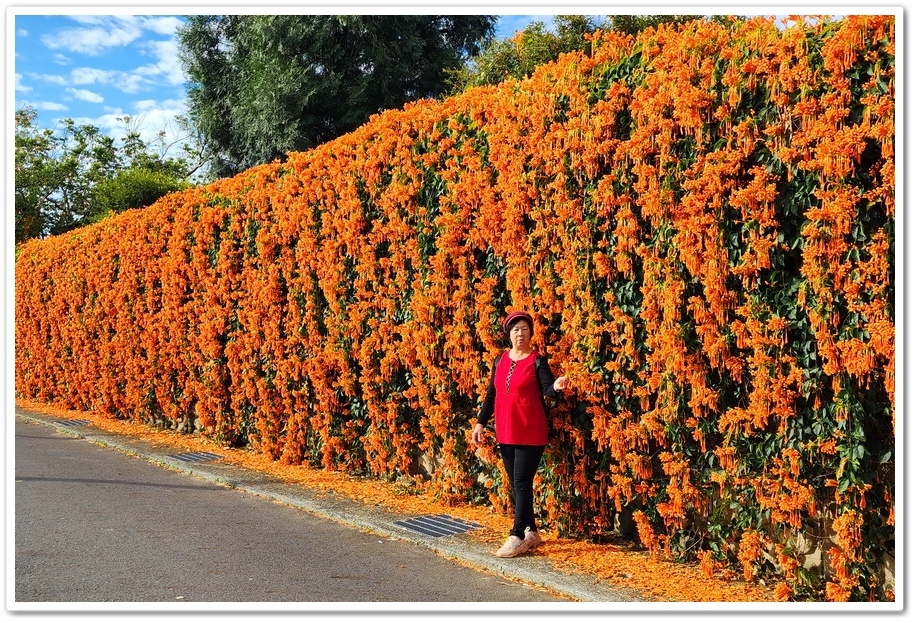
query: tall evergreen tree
177 15 497 178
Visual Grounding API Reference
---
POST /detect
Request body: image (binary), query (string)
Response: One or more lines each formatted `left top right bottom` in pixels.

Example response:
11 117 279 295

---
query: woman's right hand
472 423 485 445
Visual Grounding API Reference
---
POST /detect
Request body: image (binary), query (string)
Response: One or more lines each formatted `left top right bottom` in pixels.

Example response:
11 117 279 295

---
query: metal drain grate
54 419 91 427
166 451 222 463
393 514 483 538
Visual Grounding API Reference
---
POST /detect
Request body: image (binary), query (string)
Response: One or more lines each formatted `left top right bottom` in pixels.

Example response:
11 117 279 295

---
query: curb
15 408 646 604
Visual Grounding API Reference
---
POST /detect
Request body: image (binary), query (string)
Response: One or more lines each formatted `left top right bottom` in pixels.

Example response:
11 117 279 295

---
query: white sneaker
523 529 543 550
495 535 530 558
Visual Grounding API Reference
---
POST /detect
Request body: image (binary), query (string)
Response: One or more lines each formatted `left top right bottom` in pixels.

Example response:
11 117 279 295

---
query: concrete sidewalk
14 406 647 604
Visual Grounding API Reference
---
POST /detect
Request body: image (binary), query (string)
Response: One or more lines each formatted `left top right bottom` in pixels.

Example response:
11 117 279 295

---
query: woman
472 310 568 558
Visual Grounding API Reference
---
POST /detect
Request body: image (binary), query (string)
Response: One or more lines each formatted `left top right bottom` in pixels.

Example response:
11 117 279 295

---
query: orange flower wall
15 16 895 601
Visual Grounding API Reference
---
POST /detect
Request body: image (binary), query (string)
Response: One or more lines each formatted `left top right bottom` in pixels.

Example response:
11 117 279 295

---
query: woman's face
508 320 532 349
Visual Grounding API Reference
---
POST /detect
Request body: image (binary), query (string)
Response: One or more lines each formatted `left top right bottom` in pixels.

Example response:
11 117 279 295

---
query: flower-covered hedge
16 16 895 601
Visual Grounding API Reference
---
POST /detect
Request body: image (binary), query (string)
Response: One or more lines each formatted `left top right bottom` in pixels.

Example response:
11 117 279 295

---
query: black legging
498 443 546 539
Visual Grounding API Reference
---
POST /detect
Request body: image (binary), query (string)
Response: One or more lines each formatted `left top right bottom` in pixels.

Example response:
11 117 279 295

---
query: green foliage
177 15 497 178
450 14 733 92
449 15 599 91
609 14 709 35
91 168 190 220
14 108 55 242
14 106 193 242
15 108 115 240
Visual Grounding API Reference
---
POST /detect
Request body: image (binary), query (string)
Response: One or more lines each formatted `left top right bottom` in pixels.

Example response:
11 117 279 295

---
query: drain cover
54 419 91 427
166 451 222 463
393 514 482 538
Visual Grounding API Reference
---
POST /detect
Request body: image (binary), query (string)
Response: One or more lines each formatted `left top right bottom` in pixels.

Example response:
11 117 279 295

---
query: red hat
502 311 533 333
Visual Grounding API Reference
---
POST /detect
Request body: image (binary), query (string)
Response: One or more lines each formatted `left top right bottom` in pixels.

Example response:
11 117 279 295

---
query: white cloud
41 16 143 56
69 15 115 26
135 39 187 86
28 101 69 112
27 72 70 86
116 74 146 94
66 88 105 104
68 112 127 134
51 66 147 93
133 99 162 112
129 98 187 130
15 73 32 93
30 64 172 99
69 67 117 86
18 28 28 37
68 97 189 157
54 53 71 65
140 16 185 36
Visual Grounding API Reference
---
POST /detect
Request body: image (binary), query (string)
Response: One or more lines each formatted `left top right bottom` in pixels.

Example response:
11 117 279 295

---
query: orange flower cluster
752 452 817 529
738 529 765 582
15 15 894 601
826 510 865 602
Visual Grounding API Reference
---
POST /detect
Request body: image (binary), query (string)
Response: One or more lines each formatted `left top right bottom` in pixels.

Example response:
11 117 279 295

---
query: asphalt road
14 417 567 604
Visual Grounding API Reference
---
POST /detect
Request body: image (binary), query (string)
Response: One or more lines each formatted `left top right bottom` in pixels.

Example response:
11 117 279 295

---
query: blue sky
12 11 557 154
14 14 189 148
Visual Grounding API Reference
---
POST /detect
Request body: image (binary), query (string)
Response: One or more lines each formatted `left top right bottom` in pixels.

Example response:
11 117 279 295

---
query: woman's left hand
472 423 485 445
553 376 569 391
